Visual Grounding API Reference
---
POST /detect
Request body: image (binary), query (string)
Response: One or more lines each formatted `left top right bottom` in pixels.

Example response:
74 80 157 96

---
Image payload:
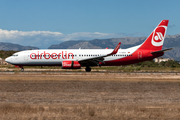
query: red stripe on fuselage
103 50 163 66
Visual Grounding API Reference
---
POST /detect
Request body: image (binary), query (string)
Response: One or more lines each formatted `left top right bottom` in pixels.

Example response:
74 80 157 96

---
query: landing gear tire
21 68 24 72
85 67 91 72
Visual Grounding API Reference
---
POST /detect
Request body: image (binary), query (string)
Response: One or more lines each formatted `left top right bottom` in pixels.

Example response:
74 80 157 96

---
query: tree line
134 60 180 68
0 50 17 59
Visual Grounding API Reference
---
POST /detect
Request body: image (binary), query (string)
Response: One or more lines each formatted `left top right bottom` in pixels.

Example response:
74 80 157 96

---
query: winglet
109 42 121 55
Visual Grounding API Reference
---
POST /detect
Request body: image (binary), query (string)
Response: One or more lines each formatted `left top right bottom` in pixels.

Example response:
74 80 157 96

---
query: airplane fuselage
5 45 163 67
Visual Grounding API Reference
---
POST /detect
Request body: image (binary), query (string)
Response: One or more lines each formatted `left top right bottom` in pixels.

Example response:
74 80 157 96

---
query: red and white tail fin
139 20 169 51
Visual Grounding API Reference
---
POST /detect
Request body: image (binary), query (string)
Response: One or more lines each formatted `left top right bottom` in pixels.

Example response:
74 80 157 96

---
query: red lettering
65 51 67 59
58 53 61 59
62 51 65 59
40 53 43 59
30 53 36 59
38 51 39 59
29 51 74 60
44 51 50 59
51 53 57 59
68 53 74 59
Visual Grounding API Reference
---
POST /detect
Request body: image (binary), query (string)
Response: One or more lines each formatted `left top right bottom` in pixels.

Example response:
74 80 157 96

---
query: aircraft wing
78 42 121 66
151 48 173 54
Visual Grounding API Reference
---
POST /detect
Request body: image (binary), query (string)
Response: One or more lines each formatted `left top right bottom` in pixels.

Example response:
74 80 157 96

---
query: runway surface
1 70 180 75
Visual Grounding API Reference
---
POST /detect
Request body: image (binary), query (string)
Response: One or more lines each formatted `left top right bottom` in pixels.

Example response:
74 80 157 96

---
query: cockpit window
12 54 18 57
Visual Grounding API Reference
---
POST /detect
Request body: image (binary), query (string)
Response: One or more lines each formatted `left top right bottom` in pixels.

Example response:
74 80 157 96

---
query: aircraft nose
5 57 10 63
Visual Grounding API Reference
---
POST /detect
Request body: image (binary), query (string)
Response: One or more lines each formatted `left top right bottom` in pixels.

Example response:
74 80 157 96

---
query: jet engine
62 61 81 69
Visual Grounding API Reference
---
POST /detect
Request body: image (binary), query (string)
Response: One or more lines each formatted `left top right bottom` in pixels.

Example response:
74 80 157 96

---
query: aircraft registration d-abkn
5 20 172 72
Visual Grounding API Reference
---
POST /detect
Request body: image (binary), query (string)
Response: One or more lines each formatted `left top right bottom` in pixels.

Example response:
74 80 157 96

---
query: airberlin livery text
30 51 74 60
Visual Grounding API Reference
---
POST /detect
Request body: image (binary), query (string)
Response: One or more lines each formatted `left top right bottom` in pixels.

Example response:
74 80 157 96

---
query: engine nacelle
62 61 81 69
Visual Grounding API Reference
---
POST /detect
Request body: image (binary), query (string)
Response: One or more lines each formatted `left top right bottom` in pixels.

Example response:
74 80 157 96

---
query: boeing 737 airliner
5 20 172 72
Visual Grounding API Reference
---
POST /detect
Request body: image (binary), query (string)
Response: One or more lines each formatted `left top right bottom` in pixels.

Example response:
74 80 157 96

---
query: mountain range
48 34 180 60
0 34 180 60
0 42 38 51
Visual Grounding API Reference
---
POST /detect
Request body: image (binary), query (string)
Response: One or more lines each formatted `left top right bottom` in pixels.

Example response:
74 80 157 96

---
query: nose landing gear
15 65 24 72
21 67 24 72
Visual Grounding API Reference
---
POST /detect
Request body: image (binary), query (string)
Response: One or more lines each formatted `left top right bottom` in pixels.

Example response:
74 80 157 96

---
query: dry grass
0 103 180 119
0 73 180 119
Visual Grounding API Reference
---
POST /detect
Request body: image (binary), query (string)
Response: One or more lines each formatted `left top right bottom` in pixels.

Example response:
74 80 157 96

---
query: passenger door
24 52 29 61
138 51 142 60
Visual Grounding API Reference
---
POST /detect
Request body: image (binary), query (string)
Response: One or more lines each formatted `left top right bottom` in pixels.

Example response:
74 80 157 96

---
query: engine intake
62 61 81 69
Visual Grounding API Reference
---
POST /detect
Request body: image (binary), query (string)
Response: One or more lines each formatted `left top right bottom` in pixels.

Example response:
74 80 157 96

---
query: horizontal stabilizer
151 48 173 54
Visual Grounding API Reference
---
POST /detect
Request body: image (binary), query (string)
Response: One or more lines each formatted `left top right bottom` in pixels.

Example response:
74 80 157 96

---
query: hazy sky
0 0 179 48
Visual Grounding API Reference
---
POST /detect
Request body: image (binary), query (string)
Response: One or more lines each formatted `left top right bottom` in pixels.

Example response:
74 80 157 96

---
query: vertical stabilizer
139 20 169 51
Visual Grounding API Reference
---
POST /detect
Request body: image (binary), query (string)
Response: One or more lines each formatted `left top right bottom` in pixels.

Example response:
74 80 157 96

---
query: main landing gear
85 66 91 72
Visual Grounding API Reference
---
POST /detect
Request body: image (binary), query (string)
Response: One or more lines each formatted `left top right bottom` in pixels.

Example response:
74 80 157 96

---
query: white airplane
5 20 172 72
